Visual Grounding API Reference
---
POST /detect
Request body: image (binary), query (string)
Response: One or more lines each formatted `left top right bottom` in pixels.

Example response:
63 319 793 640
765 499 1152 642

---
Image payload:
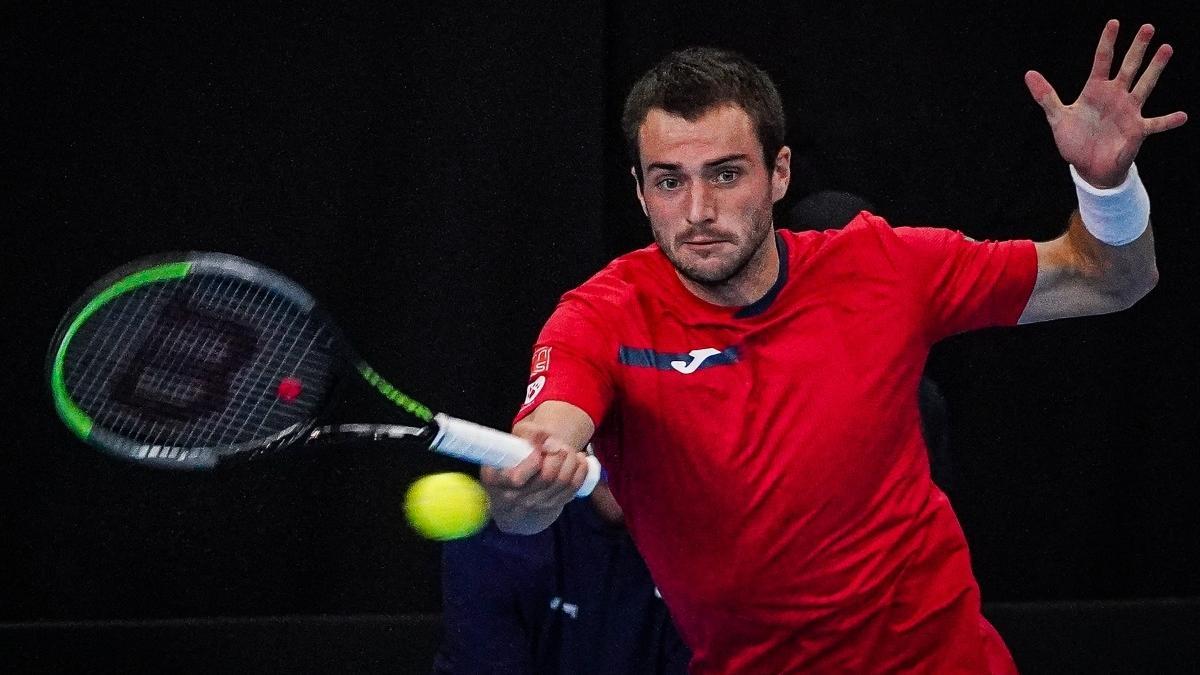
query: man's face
635 104 790 288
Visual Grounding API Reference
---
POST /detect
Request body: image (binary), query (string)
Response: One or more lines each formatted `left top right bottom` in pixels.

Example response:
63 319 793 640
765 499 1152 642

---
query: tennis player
483 20 1185 673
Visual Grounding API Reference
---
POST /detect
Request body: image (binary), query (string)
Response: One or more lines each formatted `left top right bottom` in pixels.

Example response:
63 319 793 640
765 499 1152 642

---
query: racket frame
48 252 340 468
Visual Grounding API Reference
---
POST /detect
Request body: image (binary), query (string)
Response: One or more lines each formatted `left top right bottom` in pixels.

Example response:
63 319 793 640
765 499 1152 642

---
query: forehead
637 104 762 168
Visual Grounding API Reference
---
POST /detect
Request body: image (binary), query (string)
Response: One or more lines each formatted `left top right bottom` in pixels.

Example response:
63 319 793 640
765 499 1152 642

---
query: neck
677 232 780 307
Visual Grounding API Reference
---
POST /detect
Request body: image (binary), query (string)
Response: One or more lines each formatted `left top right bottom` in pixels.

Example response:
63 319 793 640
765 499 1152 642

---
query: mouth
680 238 730 252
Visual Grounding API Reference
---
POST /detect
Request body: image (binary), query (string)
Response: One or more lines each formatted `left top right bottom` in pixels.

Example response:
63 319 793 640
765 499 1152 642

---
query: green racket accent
49 262 194 439
357 363 434 423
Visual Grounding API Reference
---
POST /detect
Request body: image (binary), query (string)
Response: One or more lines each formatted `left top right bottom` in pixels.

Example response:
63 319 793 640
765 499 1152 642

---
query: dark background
3 0 1197 668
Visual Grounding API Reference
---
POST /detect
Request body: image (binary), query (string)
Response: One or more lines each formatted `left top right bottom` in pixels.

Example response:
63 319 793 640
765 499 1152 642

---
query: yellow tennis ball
404 472 490 541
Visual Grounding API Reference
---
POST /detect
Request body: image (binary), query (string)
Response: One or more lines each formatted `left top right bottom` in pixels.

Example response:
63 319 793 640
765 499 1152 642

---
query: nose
686 182 716 225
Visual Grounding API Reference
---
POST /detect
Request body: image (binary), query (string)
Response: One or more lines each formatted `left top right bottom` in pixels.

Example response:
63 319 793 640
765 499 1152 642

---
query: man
434 481 689 674
483 20 1185 673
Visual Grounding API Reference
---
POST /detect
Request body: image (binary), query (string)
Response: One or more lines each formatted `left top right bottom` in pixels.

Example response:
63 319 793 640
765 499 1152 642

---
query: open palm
1025 20 1187 188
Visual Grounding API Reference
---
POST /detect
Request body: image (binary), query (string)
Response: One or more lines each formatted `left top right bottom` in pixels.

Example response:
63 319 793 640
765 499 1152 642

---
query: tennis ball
404 472 490 541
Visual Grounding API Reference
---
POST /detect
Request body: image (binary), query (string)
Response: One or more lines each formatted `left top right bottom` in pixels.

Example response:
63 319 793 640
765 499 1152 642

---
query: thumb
1024 70 1063 120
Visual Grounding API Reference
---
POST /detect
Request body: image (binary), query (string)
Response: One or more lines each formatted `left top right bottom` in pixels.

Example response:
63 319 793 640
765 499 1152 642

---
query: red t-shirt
515 214 1037 674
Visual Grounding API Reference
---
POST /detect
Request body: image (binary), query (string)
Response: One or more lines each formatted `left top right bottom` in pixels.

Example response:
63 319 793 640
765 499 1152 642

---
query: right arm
487 275 621 534
481 400 596 534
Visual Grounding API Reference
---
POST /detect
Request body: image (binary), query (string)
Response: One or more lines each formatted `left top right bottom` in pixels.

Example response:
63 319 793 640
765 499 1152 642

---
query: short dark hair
621 47 786 180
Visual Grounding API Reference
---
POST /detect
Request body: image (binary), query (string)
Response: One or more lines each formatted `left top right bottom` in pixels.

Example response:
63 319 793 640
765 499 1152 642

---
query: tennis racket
46 251 601 496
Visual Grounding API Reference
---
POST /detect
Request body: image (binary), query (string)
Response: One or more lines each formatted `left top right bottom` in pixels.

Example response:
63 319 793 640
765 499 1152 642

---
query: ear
771 146 792 204
632 166 649 218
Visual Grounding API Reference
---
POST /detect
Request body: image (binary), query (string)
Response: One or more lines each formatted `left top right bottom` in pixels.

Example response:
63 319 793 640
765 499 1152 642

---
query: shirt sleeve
889 223 1038 342
513 292 618 429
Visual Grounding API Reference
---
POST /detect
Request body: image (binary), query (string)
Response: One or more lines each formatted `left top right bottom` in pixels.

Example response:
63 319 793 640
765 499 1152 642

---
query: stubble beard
656 201 775 289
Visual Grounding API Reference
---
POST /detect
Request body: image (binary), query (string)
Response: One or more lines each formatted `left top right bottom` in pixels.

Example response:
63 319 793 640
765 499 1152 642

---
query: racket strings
73 278 202 444
140 276 256 448
78 280 184 444
242 313 323 447
106 276 247 448
188 279 275 450
75 276 164 421
173 276 330 449
122 279 251 419
201 284 304 449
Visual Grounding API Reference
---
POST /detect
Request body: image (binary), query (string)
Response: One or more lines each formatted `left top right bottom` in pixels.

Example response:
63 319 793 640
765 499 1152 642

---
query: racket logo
110 296 259 423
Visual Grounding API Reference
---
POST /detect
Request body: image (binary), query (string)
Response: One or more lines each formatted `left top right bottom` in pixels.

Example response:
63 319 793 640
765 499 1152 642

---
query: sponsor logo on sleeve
523 375 546 407
532 346 551 375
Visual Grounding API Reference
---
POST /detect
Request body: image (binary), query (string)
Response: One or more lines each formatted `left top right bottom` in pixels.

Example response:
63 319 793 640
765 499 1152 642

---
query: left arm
1020 209 1156 324
1018 19 1185 324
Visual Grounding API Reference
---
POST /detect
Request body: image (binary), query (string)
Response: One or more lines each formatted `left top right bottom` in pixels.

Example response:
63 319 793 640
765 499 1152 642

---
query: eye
715 168 740 184
656 177 682 191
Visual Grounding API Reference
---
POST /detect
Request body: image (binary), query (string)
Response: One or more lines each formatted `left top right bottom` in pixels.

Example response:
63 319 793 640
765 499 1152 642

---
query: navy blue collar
734 231 787 319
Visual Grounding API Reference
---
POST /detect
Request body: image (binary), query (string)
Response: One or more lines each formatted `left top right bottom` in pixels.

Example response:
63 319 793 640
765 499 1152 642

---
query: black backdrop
4 0 1197 627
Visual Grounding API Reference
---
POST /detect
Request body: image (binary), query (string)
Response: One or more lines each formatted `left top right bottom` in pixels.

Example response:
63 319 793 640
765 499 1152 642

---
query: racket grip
431 413 601 497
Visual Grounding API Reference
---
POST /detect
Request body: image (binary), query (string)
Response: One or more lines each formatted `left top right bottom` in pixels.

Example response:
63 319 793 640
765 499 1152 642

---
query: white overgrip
431 413 600 497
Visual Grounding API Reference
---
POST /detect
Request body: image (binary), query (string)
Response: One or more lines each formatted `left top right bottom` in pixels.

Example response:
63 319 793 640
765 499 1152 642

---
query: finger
567 458 590 495
534 450 567 488
1089 19 1120 80
552 451 588 498
1024 70 1064 121
1131 43 1173 104
552 450 580 485
1143 110 1188 135
525 448 576 496
488 449 544 488
1116 24 1155 87
542 453 588 504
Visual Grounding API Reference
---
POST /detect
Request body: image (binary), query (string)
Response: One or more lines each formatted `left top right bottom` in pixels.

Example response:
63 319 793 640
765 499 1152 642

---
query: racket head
47 252 347 469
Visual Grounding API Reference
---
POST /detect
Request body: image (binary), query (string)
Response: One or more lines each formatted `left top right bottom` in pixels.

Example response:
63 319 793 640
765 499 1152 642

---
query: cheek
751 181 778 209
644 196 680 226
726 187 768 218
644 191 675 212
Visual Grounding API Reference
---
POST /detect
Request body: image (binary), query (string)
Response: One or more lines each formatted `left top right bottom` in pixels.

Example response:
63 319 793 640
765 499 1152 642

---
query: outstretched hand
1025 20 1187 188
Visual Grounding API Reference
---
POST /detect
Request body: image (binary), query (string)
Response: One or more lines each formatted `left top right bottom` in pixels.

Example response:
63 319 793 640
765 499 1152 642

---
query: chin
680 261 741 287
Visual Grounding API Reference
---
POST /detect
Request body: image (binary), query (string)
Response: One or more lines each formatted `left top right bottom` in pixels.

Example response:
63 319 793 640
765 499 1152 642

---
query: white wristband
1069 163 1150 246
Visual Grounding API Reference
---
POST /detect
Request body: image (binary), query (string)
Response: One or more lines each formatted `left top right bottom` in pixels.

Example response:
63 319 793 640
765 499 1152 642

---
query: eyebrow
645 153 751 173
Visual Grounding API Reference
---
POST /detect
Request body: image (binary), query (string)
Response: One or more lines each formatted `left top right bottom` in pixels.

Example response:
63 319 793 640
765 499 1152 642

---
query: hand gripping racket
46 252 601 496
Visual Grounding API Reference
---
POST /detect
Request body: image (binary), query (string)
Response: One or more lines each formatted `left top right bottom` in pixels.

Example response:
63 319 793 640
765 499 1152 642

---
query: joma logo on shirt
618 345 739 373
670 348 721 373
